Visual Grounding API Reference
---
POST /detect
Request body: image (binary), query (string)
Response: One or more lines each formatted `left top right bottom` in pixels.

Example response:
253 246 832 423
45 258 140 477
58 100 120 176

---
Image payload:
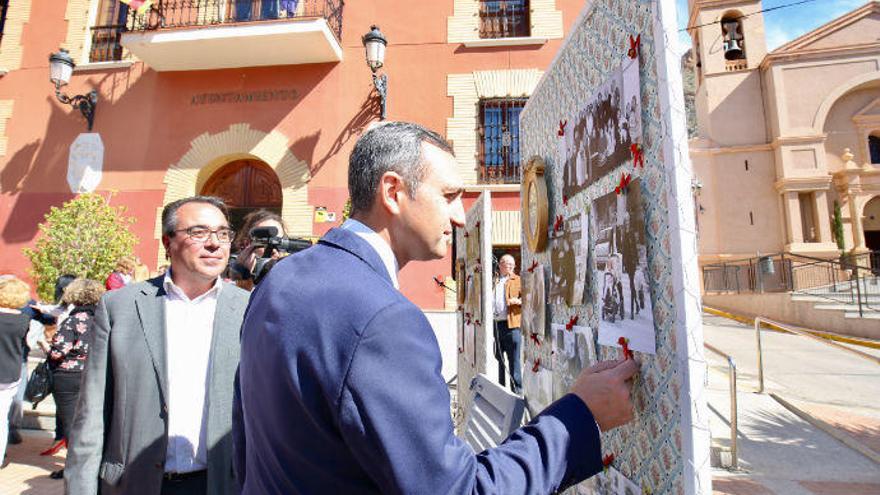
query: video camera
248 226 312 284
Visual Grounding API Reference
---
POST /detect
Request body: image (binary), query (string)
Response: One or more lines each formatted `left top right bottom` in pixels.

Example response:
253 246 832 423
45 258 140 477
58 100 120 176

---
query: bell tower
687 0 768 145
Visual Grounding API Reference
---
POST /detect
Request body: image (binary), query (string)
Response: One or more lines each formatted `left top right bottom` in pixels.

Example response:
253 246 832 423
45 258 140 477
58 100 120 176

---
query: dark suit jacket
66 276 249 495
234 228 603 494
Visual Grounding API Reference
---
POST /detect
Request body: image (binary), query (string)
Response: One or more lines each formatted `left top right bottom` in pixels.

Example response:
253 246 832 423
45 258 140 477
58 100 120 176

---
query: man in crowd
235 122 639 494
493 253 522 394
66 196 250 495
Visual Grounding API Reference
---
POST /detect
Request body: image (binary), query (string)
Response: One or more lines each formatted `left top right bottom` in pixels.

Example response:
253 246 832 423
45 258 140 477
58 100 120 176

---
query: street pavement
703 313 880 495
2 313 878 494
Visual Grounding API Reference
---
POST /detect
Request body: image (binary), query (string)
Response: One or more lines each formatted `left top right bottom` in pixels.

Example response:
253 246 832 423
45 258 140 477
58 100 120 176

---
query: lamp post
362 25 388 120
49 48 98 131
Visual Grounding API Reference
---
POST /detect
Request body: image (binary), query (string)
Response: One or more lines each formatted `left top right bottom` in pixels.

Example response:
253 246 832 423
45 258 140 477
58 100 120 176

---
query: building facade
0 0 584 309
687 0 880 264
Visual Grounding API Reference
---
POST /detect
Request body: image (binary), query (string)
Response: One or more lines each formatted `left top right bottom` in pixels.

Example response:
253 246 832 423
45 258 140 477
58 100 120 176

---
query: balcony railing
89 24 128 63
478 98 526 184
479 0 529 39
125 0 344 40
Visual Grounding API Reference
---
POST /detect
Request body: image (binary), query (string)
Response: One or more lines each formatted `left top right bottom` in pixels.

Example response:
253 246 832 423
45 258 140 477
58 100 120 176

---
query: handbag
24 359 53 408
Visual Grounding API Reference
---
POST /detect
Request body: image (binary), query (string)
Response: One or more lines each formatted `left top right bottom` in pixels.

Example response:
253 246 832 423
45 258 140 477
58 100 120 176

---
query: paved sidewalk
704 313 880 495
2 429 64 495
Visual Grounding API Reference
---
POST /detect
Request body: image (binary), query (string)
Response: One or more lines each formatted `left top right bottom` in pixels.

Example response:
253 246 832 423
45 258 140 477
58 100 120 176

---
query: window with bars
0 0 9 46
479 0 529 39
478 98 527 184
90 0 129 63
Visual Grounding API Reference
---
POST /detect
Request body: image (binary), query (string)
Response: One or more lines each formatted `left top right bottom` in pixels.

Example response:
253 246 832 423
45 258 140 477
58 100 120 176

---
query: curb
769 393 880 466
702 306 880 350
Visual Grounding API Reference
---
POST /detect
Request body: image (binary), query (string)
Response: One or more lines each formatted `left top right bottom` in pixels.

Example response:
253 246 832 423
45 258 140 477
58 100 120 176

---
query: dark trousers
52 370 82 441
161 470 207 495
494 320 522 394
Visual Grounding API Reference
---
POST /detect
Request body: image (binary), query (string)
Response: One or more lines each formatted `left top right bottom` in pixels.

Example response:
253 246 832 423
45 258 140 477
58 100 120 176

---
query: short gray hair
348 122 454 215
161 196 229 237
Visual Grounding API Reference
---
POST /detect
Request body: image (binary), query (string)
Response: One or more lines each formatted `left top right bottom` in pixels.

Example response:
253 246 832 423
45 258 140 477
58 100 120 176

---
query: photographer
230 210 288 291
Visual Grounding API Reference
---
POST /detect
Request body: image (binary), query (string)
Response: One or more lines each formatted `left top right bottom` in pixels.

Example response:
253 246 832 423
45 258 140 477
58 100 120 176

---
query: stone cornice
774 175 834 193
770 134 827 148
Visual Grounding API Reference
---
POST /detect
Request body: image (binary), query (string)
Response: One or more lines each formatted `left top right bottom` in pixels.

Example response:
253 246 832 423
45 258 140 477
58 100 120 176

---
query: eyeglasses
174 226 235 244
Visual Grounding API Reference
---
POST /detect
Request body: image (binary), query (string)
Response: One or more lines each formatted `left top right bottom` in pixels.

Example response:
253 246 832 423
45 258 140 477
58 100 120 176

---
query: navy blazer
233 227 603 494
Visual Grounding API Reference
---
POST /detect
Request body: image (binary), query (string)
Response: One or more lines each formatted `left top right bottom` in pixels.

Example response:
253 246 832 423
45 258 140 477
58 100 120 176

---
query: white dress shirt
162 271 222 473
494 276 509 322
341 219 400 289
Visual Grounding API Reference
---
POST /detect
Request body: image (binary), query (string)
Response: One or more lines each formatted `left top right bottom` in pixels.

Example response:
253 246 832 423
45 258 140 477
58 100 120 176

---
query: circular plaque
522 155 549 252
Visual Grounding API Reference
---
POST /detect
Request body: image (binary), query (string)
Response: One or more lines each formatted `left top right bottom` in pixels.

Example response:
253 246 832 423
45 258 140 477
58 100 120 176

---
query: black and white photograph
561 115 590 199
552 323 596 392
582 55 642 187
521 263 547 338
591 178 655 354
548 213 589 307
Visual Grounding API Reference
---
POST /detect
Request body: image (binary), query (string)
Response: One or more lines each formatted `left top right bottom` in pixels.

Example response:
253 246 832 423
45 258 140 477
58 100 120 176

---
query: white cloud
765 23 794 50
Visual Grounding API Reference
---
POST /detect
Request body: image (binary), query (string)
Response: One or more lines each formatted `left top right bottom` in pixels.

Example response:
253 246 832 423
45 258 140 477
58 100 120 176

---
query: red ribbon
603 453 615 469
631 143 644 168
618 336 634 359
458 347 463 354
527 260 538 273
530 333 541 346
558 120 567 136
628 34 640 59
475 221 481 228
553 215 564 233
565 315 579 331
532 358 541 372
562 194 568 205
615 173 632 195
463 232 469 237
474 320 481 327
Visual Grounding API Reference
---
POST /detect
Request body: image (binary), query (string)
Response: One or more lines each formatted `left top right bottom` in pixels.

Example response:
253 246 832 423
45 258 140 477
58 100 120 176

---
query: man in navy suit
234 122 639 494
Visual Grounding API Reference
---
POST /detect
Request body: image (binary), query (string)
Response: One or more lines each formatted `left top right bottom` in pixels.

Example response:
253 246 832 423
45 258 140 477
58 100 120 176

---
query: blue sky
674 0 869 54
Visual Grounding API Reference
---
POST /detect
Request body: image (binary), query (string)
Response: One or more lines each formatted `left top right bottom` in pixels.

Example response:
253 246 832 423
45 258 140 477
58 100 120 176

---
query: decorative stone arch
155 123 311 266
812 71 880 133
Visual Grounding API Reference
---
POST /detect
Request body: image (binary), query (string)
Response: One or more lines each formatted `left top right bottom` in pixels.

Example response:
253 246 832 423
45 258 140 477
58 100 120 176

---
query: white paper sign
68 133 104 193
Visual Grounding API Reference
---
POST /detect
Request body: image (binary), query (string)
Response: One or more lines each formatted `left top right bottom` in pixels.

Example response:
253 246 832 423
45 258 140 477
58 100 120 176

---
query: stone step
845 311 880 319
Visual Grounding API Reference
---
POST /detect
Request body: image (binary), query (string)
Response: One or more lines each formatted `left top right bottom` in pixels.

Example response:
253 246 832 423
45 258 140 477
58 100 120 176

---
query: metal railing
478 98 526 184
703 251 880 317
704 342 738 470
122 0 344 40
89 24 128 63
479 0 529 39
754 316 880 394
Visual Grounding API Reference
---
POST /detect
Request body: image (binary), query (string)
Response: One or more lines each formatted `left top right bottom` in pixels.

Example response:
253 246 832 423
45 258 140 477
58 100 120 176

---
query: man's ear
161 235 171 255
378 171 406 215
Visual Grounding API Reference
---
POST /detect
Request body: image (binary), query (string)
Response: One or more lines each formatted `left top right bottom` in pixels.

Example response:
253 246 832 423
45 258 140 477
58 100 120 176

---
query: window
0 0 9 46
798 192 818 243
720 12 745 62
90 0 129 62
479 0 529 39
869 134 880 164
478 98 527 184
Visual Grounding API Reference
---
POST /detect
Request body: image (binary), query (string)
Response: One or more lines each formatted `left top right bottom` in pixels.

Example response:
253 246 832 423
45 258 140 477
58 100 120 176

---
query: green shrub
24 193 137 301
832 201 845 251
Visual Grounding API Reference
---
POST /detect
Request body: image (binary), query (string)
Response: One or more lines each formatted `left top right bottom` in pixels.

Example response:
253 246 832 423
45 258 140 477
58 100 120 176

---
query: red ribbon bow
558 120 567 136
618 336 634 360
474 320 481 327
628 34 641 59
532 358 541 373
631 143 644 168
475 221 481 228
527 260 538 273
458 347 463 354
530 333 541 346
603 453 615 469
553 215 564 233
615 173 632 195
562 194 568 205
463 232 469 238
565 315 579 331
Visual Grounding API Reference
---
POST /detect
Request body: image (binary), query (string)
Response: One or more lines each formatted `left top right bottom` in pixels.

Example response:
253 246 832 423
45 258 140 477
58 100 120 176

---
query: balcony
120 0 344 72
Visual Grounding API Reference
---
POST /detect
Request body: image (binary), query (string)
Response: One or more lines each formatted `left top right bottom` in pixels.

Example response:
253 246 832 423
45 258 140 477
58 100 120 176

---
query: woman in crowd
230 209 288 290
104 256 135 291
46 278 104 479
0 277 32 469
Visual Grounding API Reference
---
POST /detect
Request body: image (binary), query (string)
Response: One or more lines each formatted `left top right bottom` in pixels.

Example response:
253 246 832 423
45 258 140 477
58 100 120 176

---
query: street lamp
49 48 98 131
362 25 388 120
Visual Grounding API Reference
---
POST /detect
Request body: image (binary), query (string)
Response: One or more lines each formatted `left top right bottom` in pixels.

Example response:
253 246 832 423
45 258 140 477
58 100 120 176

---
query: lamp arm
372 73 388 121
55 89 98 131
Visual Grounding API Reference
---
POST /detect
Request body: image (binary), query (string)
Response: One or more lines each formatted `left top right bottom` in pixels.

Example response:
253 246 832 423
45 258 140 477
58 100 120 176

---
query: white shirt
494 276 509 321
162 271 222 473
341 219 400 289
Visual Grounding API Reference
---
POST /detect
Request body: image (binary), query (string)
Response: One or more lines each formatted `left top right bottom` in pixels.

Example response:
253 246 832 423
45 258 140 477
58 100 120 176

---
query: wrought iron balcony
479 0 529 39
119 0 344 71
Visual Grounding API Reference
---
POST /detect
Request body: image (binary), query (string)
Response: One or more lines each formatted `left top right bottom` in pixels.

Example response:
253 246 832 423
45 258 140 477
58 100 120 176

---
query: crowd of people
1 121 638 495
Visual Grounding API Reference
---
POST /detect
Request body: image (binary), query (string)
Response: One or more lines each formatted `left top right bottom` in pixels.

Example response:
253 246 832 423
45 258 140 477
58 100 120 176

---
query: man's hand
570 359 639 431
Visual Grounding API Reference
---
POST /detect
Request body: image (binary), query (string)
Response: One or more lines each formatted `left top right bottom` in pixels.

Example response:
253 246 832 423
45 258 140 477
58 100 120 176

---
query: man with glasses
66 196 250 495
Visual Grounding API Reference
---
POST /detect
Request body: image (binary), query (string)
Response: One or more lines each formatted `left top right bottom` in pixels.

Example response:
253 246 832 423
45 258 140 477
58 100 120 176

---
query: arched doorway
864 196 880 253
201 159 282 232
